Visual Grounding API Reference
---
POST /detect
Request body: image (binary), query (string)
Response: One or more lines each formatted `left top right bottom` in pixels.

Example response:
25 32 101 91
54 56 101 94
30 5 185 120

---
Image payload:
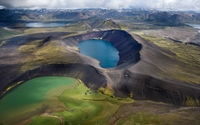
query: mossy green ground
116 109 200 125
41 83 133 125
22 77 133 125
0 28 20 40
18 39 80 71
5 79 131 125
117 111 160 125
28 116 61 125
28 82 200 125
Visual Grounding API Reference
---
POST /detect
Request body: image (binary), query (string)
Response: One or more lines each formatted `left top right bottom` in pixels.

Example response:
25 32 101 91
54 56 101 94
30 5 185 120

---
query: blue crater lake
25 22 66 27
78 39 119 68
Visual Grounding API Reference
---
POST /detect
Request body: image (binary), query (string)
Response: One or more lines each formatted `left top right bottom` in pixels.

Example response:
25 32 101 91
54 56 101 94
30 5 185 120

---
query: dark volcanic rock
63 30 142 66
10 63 107 91
0 30 142 97
2 63 200 107
116 70 200 106
3 32 71 46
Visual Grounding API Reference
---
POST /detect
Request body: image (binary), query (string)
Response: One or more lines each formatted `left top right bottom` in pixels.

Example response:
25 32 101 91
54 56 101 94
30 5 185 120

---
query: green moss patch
28 116 61 125
0 28 20 40
117 111 160 125
52 83 133 125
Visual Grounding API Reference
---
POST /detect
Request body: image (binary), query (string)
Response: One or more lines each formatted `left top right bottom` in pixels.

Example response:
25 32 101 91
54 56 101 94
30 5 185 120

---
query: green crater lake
0 76 79 124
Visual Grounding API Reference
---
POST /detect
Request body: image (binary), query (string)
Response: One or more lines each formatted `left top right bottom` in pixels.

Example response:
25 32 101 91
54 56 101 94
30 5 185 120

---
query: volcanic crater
1 30 200 106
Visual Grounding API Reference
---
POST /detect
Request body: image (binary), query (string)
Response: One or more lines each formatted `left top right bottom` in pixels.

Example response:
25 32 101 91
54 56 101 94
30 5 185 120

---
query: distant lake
187 23 200 33
78 39 119 68
25 22 66 27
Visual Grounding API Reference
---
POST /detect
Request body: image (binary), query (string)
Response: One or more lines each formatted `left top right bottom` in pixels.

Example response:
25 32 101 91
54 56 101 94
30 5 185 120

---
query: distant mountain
0 8 200 26
65 17 124 31
0 9 91 21
145 12 200 26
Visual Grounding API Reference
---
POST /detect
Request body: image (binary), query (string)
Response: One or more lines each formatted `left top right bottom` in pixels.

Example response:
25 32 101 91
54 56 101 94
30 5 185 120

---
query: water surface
25 22 66 27
187 23 200 33
0 76 78 123
78 39 119 68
